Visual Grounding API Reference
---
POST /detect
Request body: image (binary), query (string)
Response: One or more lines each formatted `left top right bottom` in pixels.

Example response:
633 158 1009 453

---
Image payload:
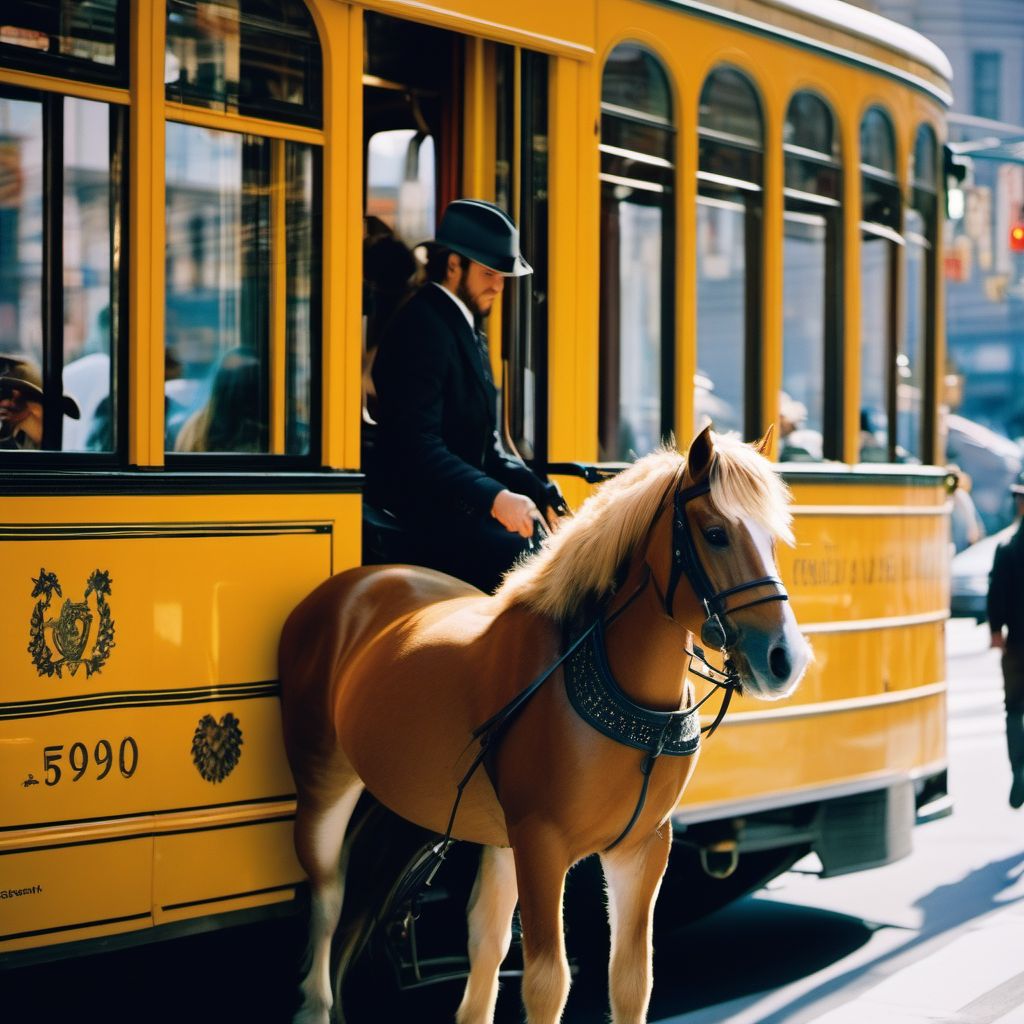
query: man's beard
455 277 489 321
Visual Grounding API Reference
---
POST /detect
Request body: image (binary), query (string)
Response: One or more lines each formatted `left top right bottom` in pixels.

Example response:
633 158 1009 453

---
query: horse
278 425 811 1024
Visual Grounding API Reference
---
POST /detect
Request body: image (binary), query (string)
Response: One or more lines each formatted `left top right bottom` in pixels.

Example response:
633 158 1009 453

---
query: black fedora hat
0 353 80 419
433 199 533 277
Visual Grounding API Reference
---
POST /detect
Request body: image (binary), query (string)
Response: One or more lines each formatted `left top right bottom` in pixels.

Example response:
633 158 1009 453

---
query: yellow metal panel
683 689 946 812
3 528 332 700
2 695 298 828
153 820 301 926
129 0 167 466
0 839 153 954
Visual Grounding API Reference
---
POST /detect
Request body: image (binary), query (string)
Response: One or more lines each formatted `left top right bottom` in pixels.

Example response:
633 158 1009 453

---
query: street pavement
656 618 1024 1024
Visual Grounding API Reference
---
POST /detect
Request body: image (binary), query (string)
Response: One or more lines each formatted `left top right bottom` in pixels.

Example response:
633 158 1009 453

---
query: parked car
950 523 1018 621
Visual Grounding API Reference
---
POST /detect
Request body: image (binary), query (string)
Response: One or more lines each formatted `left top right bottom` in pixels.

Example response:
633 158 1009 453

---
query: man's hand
491 489 542 538
992 630 1006 651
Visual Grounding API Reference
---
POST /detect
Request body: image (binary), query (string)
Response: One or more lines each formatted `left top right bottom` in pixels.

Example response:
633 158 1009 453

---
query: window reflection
63 98 114 452
598 44 674 461
780 91 839 462
0 93 119 453
165 0 322 126
695 67 762 439
696 198 746 436
781 214 826 461
366 129 436 246
858 105 900 462
0 0 123 75
165 122 315 455
859 233 892 462
0 98 43 381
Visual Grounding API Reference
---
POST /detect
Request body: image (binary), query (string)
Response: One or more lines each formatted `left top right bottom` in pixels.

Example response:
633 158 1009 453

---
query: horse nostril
769 644 791 680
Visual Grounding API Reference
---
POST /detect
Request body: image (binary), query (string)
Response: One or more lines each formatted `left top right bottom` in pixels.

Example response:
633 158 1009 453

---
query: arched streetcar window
164 0 322 458
0 0 126 455
598 44 675 461
780 91 841 463
858 105 902 462
900 125 939 464
695 67 763 439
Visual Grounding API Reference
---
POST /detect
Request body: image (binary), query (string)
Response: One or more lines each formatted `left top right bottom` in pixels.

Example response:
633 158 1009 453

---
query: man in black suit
989 472 1024 807
369 199 562 592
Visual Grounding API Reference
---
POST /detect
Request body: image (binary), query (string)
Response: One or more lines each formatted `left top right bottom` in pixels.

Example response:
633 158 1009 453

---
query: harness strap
424 571 655 886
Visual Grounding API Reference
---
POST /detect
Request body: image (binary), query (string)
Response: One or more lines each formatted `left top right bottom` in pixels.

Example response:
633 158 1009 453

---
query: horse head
646 425 810 700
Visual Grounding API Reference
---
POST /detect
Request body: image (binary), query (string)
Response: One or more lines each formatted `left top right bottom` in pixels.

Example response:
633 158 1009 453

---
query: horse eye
704 526 729 548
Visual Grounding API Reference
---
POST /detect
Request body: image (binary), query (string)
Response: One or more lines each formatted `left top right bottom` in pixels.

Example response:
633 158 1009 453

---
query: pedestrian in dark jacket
368 199 562 593
988 471 1024 808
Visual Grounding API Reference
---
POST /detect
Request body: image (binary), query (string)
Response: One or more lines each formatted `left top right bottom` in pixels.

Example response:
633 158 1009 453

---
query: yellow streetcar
1 0 952 982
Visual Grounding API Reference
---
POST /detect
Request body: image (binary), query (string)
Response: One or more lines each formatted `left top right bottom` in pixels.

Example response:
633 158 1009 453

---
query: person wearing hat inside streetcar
369 198 563 593
989 471 1024 808
0 353 80 450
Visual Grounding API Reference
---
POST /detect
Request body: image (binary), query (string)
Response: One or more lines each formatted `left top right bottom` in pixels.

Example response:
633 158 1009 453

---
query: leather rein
425 474 790 882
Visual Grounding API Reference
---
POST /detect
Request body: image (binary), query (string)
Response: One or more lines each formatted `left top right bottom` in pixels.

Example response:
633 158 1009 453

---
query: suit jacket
989 518 1024 648
369 283 554 521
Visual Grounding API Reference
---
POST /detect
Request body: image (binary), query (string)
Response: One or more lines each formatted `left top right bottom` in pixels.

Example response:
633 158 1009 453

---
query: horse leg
292 775 366 1024
511 829 572 1024
599 827 672 1024
455 845 519 1024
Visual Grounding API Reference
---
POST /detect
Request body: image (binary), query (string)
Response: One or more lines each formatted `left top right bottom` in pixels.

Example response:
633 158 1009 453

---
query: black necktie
475 329 494 387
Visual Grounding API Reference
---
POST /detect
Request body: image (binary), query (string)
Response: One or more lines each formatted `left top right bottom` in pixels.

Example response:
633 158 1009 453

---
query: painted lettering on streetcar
36 737 139 787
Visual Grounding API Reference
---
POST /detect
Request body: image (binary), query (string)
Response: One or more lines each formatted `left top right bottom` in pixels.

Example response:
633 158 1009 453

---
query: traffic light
1012 223 1024 252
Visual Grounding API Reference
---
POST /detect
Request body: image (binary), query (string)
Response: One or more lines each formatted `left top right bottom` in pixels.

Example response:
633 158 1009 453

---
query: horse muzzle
728 617 810 700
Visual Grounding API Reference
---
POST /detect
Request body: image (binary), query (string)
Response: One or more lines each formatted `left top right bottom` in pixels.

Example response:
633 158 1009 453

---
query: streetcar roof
769 0 952 81
670 0 953 87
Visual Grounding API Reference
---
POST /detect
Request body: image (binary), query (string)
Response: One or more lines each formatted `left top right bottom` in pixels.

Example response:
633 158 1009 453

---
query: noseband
663 478 789 653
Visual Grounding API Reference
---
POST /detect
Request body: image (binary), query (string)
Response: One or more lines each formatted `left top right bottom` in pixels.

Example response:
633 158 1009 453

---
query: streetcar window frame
780 90 843 463
695 65 764 443
858 104 903 465
598 41 677 463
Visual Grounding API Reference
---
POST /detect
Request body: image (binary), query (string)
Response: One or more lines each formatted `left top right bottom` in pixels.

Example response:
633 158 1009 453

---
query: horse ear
754 423 775 456
686 424 715 483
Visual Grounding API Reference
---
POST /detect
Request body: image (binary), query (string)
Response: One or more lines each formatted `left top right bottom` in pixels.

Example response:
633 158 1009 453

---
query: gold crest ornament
29 569 116 678
191 713 244 783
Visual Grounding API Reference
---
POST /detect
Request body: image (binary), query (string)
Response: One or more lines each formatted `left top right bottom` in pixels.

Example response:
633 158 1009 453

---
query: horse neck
601 557 692 712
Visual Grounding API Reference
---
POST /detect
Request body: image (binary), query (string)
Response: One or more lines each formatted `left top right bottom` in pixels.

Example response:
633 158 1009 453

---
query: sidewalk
809 898 1024 1024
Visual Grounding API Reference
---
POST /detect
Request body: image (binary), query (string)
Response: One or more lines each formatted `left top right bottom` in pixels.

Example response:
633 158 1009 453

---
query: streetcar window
598 44 675 461
0 0 125 84
0 91 124 454
781 92 841 463
165 0 322 128
366 130 437 246
164 124 319 456
695 67 763 440
858 105 901 463
899 124 939 464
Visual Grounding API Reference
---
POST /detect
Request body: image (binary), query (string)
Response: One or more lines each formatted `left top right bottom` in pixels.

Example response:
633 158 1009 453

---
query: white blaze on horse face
734 519 810 700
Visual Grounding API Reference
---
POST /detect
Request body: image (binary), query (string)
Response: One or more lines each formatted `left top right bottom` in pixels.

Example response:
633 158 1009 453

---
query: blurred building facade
853 0 1024 446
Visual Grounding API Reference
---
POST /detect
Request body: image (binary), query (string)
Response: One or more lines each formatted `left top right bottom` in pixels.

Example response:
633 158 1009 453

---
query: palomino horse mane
495 431 795 622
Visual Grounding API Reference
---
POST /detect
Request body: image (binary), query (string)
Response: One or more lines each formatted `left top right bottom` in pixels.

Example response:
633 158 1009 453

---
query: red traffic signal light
1011 224 1024 252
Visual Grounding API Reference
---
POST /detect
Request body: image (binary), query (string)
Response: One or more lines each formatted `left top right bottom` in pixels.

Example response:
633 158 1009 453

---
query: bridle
663 477 790 654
